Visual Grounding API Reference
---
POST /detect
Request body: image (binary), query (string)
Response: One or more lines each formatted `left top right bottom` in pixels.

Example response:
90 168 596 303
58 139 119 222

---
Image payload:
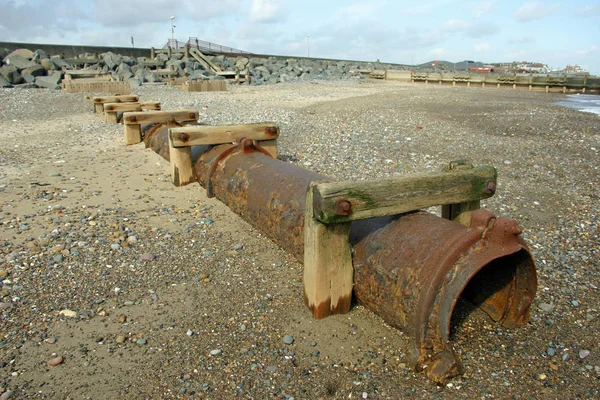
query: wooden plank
103 102 160 112
303 182 353 319
64 81 130 94
122 110 198 125
93 95 139 104
182 80 227 92
312 166 497 224
169 143 195 186
169 122 279 147
189 48 221 72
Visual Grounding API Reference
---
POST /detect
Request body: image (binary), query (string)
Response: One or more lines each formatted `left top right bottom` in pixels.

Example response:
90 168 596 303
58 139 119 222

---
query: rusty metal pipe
142 126 537 384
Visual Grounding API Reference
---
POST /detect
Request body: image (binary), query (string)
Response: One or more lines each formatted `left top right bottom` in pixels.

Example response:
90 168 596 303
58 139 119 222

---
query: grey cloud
0 0 87 40
515 2 559 22
93 0 243 27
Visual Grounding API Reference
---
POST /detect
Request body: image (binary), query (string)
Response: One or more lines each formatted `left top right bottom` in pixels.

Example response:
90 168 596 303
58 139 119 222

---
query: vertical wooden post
168 46 172 59
441 160 481 226
94 103 103 114
257 140 278 158
303 182 353 319
168 122 195 187
124 124 142 145
151 47 155 59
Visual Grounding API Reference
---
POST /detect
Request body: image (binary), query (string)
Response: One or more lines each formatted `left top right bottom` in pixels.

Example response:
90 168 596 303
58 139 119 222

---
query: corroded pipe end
352 209 537 384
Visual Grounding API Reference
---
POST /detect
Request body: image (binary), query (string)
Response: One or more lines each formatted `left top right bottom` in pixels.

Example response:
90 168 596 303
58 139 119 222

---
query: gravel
0 81 598 399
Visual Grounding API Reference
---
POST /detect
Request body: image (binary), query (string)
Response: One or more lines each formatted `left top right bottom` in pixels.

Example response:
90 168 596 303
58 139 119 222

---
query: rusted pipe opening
450 249 535 338
461 250 533 322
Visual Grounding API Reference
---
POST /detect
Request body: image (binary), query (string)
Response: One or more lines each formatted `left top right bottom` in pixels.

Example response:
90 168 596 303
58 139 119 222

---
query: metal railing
162 38 252 55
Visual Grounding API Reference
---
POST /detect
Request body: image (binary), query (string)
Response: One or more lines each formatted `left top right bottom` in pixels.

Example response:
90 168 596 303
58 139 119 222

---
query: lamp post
307 34 310 58
170 16 175 47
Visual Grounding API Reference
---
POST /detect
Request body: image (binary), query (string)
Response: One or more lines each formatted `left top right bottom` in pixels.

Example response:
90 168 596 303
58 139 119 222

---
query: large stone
143 70 159 83
128 78 142 88
6 48 34 60
3 54 38 70
40 58 56 71
0 48 9 61
35 72 62 89
0 74 12 88
21 71 36 84
101 52 122 70
0 65 24 84
14 83 37 89
51 57 69 69
116 62 133 79
32 49 47 62
188 70 209 81
22 64 46 77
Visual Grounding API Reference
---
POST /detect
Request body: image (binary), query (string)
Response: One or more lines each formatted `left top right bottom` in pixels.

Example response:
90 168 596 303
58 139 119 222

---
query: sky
0 0 599 74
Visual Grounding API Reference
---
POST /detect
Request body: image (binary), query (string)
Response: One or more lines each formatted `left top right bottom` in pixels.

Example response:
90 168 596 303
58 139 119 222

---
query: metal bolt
265 126 277 136
129 116 137 122
180 133 189 142
484 180 497 194
335 199 352 216
189 113 196 119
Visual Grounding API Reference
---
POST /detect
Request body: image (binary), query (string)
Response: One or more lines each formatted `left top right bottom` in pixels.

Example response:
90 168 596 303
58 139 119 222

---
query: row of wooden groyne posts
89 93 539 385
367 70 600 94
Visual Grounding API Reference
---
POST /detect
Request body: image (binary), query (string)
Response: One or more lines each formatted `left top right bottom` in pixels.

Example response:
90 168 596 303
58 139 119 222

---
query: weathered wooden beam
169 122 279 147
122 110 198 125
104 101 161 112
303 182 353 319
122 110 198 145
168 123 279 186
312 166 497 224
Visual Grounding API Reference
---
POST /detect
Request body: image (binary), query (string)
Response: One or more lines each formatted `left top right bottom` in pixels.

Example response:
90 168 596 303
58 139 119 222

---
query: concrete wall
0 41 151 58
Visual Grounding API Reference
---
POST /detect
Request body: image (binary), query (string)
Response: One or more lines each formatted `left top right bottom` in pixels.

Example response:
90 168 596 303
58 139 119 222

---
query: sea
556 94 600 115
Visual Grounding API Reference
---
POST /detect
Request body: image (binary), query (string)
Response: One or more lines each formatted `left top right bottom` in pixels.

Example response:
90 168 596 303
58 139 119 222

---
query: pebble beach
0 80 599 399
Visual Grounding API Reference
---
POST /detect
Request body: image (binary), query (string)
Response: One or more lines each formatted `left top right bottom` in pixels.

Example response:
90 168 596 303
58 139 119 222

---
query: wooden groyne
370 70 599 94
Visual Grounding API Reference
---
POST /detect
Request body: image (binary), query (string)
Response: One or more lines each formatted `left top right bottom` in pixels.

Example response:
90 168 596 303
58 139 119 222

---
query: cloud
474 42 491 52
509 36 535 44
574 5 600 16
443 19 469 32
249 0 283 23
92 0 242 27
515 2 559 22
430 48 449 57
441 19 499 37
576 45 599 56
0 0 87 40
473 1 494 17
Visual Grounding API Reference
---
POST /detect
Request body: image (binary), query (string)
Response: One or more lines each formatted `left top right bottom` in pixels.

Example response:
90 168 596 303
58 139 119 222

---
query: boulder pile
0 47 407 89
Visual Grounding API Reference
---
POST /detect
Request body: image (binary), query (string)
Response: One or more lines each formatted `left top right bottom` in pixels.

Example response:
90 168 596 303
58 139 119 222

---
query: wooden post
257 140 278 158
124 125 142 145
168 46 172 59
303 182 353 319
151 47 155 59
168 121 195 187
441 160 483 226
94 103 104 114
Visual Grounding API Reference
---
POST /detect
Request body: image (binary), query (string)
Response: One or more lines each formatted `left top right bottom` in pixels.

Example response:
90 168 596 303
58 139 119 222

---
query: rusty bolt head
129 116 137 122
265 126 277 136
484 180 497 194
180 133 189 142
334 199 353 216
189 113 196 119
